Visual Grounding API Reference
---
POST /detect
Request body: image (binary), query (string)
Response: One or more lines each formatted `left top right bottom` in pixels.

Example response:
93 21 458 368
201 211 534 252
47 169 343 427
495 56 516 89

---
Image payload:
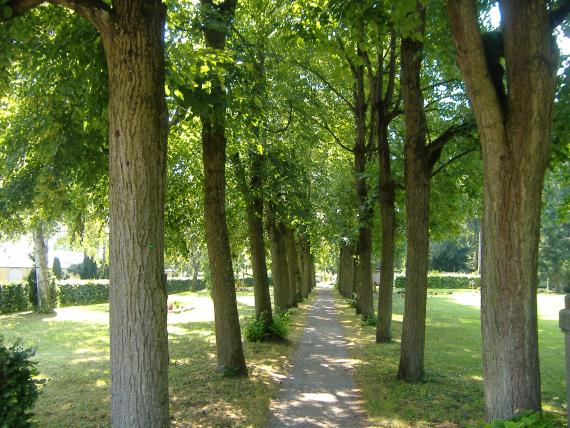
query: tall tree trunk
352 47 374 320
199 0 246 375
5 0 173 424
234 151 273 322
269 209 289 312
246 154 273 321
300 237 311 298
447 0 556 419
376 160 396 342
99 2 172 425
285 228 298 307
310 251 317 291
339 244 353 298
373 32 400 343
32 222 50 312
397 4 429 382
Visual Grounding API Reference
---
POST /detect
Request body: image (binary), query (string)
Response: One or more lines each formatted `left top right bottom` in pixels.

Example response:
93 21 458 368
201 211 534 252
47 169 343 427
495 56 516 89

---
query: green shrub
1 277 205 313
242 311 290 342
346 296 358 308
394 272 480 289
166 278 205 294
0 337 42 427
58 280 110 307
242 316 268 342
485 410 557 427
361 315 377 327
0 283 31 314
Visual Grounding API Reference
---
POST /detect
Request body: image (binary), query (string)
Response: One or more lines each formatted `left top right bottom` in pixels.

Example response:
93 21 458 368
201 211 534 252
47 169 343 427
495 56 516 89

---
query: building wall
0 267 33 283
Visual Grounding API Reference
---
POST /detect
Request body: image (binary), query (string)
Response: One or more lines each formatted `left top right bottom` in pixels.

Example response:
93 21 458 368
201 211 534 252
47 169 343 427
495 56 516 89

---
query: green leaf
254 96 262 108
174 89 184 100
2 6 13 19
165 85 171 96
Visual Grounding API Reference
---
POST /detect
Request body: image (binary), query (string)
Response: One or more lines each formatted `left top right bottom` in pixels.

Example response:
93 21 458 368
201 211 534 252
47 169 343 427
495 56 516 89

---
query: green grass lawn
336 289 566 428
0 289 311 427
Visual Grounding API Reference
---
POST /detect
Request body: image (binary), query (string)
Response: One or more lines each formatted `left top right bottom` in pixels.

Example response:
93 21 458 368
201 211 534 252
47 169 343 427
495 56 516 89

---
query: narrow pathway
268 284 366 428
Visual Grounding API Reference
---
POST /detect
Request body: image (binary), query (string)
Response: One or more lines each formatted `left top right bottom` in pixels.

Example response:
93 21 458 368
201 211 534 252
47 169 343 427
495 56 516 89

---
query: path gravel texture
268 284 366 428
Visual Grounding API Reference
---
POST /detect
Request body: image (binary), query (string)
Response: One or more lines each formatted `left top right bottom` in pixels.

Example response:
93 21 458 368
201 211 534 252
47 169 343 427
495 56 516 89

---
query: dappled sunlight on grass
0 288 311 427
335 287 566 427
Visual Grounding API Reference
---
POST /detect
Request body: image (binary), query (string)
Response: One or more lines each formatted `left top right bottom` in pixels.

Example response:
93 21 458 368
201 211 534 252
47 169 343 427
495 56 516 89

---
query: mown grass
0 288 312 427
336 289 566 428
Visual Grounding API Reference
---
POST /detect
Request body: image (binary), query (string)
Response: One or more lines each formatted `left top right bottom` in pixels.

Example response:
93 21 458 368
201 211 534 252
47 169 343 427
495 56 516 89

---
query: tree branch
291 105 353 153
427 121 475 155
3 0 112 32
431 147 478 178
293 59 355 112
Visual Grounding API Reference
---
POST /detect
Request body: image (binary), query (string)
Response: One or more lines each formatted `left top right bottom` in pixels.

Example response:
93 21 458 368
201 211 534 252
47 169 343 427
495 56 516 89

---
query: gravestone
559 295 570 424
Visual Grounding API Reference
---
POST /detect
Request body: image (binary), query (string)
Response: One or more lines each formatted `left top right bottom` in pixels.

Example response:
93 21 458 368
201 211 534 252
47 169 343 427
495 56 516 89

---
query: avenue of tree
1 0 569 425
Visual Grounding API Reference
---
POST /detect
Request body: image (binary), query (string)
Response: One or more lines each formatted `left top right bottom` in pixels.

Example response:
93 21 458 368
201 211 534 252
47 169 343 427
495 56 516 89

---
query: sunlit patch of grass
0 287 313 427
335 289 566 427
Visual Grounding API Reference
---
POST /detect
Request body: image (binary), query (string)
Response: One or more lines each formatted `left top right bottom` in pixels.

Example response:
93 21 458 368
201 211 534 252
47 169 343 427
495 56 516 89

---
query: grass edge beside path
333 288 566 428
0 289 316 428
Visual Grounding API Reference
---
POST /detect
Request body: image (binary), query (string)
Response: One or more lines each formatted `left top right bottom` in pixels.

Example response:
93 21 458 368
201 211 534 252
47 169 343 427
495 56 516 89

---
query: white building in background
0 236 84 283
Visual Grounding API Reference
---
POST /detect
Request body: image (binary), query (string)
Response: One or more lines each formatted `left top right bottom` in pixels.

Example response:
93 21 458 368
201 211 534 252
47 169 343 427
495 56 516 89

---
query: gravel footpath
268 284 366 428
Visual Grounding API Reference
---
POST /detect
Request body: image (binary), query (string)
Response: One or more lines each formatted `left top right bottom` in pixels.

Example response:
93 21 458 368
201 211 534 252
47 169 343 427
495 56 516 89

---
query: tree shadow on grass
338 292 566 427
1 294 298 428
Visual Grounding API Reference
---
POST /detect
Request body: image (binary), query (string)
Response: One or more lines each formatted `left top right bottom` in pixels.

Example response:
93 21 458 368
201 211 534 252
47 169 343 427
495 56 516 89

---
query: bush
0 278 206 313
485 410 557 427
166 278 205 294
361 315 377 326
0 337 42 427
58 280 110 307
242 312 290 342
394 272 480 289
0 283 31 314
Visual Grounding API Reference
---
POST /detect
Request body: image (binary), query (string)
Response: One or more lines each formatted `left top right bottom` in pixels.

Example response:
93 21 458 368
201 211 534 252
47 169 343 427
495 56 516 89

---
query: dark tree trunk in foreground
5 1 172 424
199 0 246 375
448 0 559 419
397 4 429 382
32 222 50 311
285 228 298 307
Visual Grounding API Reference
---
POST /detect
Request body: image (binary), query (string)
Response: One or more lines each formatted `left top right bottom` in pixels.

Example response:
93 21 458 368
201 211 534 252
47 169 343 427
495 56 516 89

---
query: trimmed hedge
58 280 110 307
0 278 206 314
394 272 480 289
0 283 32 314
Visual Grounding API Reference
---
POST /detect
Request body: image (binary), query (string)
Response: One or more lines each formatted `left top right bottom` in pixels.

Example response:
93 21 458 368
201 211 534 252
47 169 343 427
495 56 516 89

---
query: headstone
559 295 570 424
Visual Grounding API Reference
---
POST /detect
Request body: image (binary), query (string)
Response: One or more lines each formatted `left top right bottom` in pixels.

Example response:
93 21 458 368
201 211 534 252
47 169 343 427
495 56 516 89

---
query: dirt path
268 284 366 428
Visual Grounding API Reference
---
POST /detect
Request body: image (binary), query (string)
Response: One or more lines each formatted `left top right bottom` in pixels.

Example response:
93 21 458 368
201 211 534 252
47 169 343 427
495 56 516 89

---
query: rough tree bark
234 152 273 322
397 4 430 382
32 222 50 311
374 34 398 344
447 0 560 420
353 47 374 320
199 0 247 375
269 208 290 311
285 227 298 307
